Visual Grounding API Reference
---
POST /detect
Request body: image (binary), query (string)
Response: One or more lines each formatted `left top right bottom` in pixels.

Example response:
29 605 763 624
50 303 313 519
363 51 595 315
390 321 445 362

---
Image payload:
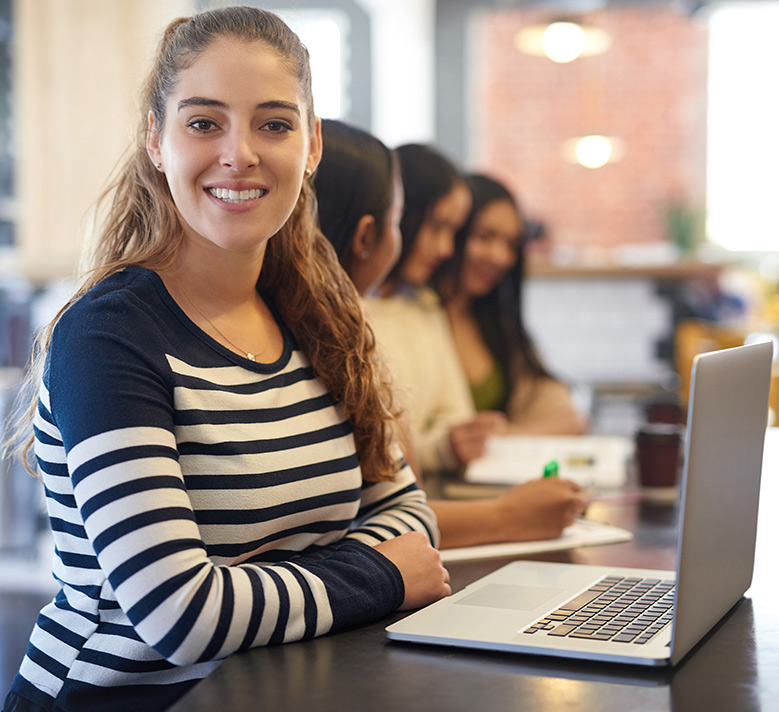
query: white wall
524 278 674 386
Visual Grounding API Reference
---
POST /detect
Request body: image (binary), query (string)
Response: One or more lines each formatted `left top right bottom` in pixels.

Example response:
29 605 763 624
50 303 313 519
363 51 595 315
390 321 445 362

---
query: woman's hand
449 411 507 464
495 477 588 542
374 532 452 610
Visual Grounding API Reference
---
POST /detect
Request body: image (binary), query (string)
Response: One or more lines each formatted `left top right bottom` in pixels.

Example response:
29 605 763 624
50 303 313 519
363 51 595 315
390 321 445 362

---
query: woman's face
355 166 404 295
400 181 472 286
146 37 321 259
460 199 522 298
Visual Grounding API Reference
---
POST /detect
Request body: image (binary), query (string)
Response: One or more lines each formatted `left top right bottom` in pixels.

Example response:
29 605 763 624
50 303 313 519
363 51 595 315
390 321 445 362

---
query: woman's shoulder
60 267 168 325
45 268 179 412
53 267 177 354
366 285 443 320
71 265 163 307
366 287 455 362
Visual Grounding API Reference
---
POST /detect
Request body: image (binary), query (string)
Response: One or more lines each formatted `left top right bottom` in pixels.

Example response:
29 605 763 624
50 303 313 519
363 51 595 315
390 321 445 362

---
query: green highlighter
542 459 559 478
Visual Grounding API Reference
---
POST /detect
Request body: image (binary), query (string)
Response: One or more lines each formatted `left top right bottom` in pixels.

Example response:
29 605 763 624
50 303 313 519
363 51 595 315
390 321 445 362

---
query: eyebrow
177 97 301 116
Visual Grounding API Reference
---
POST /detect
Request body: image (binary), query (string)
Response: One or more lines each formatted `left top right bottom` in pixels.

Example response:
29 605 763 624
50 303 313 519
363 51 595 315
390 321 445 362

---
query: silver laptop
387 341 773 666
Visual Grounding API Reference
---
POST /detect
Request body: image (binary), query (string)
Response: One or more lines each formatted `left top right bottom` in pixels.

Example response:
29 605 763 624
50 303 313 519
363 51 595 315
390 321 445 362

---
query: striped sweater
8 266 438 712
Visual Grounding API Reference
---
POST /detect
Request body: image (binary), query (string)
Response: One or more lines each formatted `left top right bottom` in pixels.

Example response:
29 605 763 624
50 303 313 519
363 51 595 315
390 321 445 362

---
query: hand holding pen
492 465 588 542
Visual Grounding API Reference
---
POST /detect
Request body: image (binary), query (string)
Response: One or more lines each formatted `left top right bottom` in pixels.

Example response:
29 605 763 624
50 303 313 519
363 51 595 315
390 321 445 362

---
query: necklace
172 275 260 362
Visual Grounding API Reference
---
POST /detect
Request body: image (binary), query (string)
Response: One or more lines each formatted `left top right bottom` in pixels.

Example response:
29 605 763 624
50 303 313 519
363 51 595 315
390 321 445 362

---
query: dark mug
635 424 683 489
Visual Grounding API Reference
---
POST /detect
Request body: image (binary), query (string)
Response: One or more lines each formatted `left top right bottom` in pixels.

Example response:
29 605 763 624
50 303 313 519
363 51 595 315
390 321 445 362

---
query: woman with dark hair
3 9 448 712
313 118 402 295
315 121 587 551
366 144 510 477
435 174 586 433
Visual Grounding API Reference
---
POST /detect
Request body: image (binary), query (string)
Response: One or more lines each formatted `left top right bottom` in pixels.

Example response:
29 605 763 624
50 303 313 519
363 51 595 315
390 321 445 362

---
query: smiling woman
146 38 315 261
434 174 586 435
2 7 449 712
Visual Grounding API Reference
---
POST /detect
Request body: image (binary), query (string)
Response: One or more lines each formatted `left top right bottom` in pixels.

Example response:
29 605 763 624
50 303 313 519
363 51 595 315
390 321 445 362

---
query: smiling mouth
208 187 267 204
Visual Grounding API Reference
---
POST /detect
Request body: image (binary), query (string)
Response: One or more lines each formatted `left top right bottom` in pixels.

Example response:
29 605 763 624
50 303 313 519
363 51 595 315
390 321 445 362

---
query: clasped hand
374 531 451 610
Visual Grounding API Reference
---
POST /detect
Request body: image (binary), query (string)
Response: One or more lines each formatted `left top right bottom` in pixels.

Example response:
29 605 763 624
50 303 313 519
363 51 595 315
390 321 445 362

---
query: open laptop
387 341 773 667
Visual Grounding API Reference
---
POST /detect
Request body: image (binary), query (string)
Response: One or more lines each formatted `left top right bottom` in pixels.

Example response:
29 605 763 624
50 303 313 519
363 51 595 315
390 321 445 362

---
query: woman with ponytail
3 8 448 712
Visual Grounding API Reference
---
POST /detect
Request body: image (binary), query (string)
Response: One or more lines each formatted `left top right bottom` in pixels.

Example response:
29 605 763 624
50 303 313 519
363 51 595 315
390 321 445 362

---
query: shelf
526 260 727 281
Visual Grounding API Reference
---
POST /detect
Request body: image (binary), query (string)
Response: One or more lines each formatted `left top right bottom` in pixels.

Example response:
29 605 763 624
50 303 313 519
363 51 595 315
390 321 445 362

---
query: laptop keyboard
522 575 675 645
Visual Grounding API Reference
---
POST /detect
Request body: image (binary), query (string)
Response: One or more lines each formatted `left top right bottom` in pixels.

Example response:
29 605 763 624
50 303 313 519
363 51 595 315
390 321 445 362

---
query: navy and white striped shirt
9 266 438 712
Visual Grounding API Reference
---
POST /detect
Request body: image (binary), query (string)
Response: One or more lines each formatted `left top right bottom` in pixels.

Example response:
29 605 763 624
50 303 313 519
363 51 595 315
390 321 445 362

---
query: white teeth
208 187 265 203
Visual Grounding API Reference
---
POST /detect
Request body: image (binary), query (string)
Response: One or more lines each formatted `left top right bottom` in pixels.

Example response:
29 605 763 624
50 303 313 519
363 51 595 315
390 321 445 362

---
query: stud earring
155 162 162 171
305 168 313 178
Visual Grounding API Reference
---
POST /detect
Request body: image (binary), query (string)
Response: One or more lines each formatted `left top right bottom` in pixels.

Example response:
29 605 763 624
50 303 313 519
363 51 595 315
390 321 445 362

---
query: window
707 1 779 252
271 8 350 119
201 0 372 129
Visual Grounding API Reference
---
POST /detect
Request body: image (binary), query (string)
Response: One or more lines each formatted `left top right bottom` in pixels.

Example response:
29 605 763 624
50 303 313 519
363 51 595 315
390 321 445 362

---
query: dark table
169 430 779 712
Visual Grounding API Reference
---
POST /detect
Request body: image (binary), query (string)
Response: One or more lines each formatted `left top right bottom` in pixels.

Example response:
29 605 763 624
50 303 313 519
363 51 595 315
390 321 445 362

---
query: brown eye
187 119 218 133
263 121 293 134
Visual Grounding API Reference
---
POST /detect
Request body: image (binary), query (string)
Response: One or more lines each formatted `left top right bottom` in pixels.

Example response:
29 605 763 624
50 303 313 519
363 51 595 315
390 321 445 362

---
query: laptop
387 341 773 667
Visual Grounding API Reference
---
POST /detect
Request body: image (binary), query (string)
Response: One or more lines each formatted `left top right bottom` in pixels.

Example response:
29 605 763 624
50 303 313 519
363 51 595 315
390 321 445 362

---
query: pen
543 459 559 478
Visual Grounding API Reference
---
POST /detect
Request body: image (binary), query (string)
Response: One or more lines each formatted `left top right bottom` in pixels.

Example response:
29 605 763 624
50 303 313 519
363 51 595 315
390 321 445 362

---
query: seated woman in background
364 143 508 477
434 174 587 435
314 119 586 550
312 118 402 296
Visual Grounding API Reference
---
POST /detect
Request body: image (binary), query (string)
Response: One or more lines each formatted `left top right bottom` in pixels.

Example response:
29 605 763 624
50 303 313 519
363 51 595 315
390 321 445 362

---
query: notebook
387 341 773 667
463 434 632 491
439 518 634 563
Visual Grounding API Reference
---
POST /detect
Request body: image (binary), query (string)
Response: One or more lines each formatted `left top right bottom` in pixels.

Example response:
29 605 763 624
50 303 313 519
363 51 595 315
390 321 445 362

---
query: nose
220 127 259 170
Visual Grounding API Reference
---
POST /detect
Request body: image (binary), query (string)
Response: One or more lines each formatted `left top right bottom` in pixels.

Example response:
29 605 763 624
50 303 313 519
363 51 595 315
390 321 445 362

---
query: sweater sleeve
412 305 476 473
347 463 441 548
43 294 414 667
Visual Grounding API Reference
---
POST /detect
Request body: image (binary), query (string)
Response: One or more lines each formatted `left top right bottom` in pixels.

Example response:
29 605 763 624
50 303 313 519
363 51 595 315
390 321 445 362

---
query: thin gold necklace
172 275 260 362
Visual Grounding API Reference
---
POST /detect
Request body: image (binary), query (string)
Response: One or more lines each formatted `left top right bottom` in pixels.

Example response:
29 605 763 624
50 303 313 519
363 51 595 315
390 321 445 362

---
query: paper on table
464 434 633 490
440 518 634 563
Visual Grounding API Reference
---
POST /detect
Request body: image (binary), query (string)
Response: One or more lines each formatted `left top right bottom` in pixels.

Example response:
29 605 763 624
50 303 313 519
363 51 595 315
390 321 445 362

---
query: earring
155 162 162 171
305 168 313 178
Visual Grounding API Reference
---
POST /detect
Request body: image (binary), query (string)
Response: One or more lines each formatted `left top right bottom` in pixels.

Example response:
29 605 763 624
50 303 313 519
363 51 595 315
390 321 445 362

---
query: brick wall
470 5 709 255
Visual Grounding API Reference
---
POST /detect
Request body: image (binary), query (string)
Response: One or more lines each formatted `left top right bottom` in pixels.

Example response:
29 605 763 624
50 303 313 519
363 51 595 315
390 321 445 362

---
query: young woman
3 9 448 712
365 144 507 477
315 121 587 550
435 174 586 435
312 118 403 296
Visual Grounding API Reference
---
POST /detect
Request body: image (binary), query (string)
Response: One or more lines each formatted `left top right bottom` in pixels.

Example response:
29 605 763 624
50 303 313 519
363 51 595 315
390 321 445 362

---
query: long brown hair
434 174 556 413
8 7 401 482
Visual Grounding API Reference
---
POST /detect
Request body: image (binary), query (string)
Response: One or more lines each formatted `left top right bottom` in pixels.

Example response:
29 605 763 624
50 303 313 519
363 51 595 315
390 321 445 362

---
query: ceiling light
515 20 612 63
561 135 626 168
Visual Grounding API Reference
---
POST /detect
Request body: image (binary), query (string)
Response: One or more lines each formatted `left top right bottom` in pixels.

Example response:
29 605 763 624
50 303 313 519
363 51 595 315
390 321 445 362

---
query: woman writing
434 174 586 434
3 9 448 712
315 120 587 550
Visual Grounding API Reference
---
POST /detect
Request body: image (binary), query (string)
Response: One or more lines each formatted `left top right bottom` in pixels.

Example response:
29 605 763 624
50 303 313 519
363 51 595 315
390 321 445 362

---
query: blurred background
1 0 778 558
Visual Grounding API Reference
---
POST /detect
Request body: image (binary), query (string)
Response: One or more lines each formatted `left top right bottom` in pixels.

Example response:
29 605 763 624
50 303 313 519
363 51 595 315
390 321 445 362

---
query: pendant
246 353 256 361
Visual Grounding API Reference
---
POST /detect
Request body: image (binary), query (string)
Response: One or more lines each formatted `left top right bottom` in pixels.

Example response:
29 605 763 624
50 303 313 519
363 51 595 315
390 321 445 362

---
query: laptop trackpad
455 584 563 611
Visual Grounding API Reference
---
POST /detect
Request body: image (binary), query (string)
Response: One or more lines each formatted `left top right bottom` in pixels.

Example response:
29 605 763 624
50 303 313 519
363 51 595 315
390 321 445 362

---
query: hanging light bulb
542 22 586 63
575 135 612 168
561 135 626 168
515 19 611 62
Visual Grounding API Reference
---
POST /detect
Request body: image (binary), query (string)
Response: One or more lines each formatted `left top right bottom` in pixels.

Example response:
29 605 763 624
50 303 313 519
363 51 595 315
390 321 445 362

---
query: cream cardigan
366 286 475 476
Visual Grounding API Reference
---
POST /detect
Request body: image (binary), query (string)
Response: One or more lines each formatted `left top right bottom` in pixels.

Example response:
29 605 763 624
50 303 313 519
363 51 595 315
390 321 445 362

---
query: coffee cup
635 424 683 491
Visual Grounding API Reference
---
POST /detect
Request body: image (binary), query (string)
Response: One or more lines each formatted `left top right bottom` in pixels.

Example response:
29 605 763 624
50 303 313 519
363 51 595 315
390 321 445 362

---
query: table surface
169 429 779 712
